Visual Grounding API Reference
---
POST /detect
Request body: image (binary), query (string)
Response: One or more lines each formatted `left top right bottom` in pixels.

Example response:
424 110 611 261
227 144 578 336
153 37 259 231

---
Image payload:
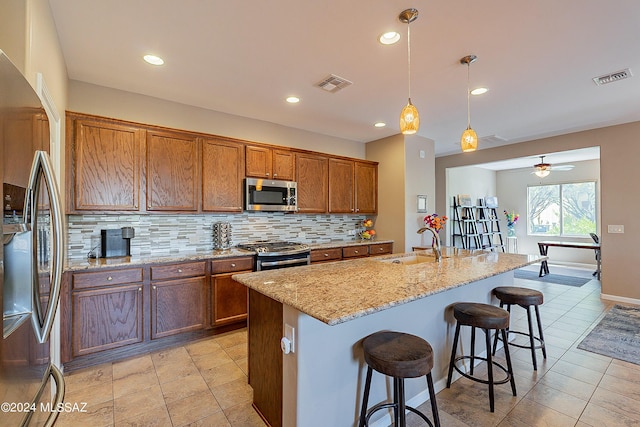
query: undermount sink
378 254 440 265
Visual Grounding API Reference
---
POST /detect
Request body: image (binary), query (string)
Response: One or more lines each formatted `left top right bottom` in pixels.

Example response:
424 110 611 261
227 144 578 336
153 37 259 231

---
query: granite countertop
232 248 546 326
63 239 393 272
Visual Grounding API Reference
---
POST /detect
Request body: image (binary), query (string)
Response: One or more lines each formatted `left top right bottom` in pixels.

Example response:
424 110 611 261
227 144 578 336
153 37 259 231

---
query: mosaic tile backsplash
67 213 368 260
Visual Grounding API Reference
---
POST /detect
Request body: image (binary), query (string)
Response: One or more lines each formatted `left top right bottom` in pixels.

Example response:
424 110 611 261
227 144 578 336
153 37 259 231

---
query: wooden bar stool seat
446 302 516 412
492 286 546 370
359 331 440 427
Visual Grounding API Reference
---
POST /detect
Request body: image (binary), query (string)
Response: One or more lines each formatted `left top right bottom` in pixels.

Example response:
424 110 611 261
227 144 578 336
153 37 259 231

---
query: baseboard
600 293 640 306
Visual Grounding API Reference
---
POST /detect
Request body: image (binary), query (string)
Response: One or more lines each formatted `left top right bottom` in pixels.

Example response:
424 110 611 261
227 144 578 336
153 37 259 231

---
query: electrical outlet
607 225 624 234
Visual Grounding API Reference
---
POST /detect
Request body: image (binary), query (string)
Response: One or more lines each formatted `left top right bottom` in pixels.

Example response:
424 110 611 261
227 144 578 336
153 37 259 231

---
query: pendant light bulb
460 55 478 152
399 9 419 135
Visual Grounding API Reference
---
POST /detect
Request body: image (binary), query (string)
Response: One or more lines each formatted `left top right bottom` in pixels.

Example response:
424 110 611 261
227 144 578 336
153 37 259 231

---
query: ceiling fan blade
553 165 575 171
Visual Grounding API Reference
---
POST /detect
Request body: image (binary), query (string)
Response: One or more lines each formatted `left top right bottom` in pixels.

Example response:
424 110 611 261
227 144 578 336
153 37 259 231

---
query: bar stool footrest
452 355 512 386
497 330 545 351
364 401 434 427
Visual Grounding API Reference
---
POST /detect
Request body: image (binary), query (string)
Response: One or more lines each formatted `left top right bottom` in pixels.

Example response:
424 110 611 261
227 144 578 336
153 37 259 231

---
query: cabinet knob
354 250 359 254
231 263 236 267
138 287 142 292
355 208 360 212
178 268 183 273
323 253 329 257
107 276 112 281
153 285 157 290
266 172 270 176
273 173 278 177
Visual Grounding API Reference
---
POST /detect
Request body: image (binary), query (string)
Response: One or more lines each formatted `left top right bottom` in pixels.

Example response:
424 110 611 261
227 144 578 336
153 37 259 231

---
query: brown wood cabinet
329 159 377 214
310 247 342 263
296 153 328 213
368 242 393 256
211 257 254 326
71 268 144 357
146 130 199 211
342 245 369 259
150 262 206 339
202 138 244 212
70 118 143 211
245 145 295 181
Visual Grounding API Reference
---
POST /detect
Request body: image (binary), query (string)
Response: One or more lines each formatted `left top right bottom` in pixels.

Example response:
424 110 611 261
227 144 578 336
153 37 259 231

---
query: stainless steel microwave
245 178 298 212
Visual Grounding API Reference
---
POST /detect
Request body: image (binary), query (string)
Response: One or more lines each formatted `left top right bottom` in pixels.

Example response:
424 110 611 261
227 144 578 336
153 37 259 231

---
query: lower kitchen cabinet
151 276 206 339
211 257 254 326
71 280 144 357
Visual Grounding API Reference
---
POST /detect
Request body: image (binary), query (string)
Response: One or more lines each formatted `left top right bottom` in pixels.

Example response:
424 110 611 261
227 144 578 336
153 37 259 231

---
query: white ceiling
474 147 601 171
48 0 640 157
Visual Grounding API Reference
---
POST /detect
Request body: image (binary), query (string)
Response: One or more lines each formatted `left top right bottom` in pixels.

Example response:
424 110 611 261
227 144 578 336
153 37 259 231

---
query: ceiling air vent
479 135 507 145
315 74 353 93
592 68 633 86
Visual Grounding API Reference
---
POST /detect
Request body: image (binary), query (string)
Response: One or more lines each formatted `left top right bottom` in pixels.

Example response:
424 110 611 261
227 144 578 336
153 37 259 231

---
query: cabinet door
212 272 249 326
151 276 206 339
72 284 143 357
245 145 272 178
272 149 295 181
296 153 328 213
328 158 355 213
202 139 244 212
355 162 377 214
73 119 142 211
147 130 199 211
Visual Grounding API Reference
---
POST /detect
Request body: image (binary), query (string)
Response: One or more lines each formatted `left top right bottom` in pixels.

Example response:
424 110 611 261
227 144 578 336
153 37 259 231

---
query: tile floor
56 265 640 426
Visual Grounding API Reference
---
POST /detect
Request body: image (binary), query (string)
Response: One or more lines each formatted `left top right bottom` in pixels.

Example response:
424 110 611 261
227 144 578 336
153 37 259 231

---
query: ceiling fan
532 156 574 178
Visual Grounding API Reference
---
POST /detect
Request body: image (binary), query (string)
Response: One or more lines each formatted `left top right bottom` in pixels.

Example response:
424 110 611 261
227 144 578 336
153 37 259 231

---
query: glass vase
507 225 516 237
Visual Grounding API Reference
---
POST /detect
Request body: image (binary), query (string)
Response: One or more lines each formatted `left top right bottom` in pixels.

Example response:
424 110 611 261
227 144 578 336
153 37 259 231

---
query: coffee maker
100 227 135 258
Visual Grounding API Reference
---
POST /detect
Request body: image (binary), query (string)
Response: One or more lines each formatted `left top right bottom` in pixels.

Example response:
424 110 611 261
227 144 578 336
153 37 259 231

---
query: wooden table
537 241 601 279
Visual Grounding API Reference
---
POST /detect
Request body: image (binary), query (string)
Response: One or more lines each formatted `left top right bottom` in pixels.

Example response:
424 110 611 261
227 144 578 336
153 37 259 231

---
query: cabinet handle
231 263 236 267
355 208 360 212
178 268 183 273
107 276 112 281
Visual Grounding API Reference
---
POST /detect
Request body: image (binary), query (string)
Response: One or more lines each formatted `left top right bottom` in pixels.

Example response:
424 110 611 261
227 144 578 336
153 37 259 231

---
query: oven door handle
260 258 309 268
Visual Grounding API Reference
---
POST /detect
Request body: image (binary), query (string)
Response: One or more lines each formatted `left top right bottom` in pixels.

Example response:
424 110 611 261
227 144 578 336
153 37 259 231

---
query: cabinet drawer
151 261 206 281
310 248 342 263
342 245 369 259
211 257 255 274
369 243 393 256
72 268 143 290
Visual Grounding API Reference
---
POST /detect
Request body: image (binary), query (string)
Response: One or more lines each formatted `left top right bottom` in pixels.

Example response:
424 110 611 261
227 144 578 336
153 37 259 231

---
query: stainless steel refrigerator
1 52 65 426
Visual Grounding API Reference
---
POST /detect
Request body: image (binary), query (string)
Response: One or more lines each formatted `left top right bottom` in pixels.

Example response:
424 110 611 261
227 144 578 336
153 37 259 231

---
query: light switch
607 225 624 234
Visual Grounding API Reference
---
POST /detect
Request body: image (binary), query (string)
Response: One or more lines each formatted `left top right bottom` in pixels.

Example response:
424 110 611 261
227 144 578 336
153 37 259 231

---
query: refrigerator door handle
42 364 66 427
28 151 65 344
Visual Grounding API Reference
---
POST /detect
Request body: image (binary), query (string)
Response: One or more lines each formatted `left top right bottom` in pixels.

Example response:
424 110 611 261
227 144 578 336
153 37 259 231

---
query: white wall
496 158 600 264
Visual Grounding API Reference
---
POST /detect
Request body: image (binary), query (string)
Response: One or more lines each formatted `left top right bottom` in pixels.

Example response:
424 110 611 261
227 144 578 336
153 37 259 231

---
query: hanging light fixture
460 54 478 152
399 8 419 135
534 156 551 178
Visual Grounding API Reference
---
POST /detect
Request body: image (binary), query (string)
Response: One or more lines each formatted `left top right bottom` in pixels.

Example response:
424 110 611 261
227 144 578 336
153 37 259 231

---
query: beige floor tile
223 401 267 427
224 342 248 361
112 368 159 399
211 377 253 410
64 375 113 407
597 374 640 402
152 346 200 384
560 349 612 372
579 401 640 427
182 411 232 427
550 359 605 385
113 383 165 423
192 346 235 372
166 390 222 426
116 405 172 427
185 337 224 358
606 363 640 383
502 398 578 426
215 330 248 349
113 355 155 380
525 382 588 419
538 370 597 401
589 387 640 421
612 358 640 372
201 359 247 388
54 400 114 427
235 356 249 376
406 405 470 427
432 383 510 426
63 362 113 393
160 372 210 405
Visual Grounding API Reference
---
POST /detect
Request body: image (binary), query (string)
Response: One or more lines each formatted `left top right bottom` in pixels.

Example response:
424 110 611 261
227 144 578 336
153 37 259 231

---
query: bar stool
446 302 516 412
359 331 440 427
492 286 546 370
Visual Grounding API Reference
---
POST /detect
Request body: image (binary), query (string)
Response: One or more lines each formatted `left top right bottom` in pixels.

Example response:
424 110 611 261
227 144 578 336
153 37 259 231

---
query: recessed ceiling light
286 96 300 104
143 54 164 66
374 122 386 128
471 87 488 95
379 31 400 45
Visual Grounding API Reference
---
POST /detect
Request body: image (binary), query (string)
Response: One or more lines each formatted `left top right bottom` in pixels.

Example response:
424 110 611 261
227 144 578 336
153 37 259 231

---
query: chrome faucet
417 227 442 262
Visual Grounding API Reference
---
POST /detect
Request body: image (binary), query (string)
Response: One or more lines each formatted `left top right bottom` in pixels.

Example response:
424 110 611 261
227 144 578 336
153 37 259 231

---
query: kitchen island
233 249 544 427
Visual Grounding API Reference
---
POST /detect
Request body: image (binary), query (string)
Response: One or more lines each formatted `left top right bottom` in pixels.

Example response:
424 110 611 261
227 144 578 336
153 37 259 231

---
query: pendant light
460 54 478 152
399 8 419 135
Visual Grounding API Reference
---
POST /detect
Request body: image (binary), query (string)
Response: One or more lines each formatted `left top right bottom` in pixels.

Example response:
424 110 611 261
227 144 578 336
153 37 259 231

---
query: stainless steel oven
236 241 311 271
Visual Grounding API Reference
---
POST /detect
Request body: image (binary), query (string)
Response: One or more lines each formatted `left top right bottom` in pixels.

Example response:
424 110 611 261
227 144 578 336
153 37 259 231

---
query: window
527 181 596 236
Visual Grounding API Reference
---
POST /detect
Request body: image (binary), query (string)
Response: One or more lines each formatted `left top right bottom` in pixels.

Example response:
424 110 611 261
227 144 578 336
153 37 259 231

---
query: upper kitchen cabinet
296 153 328 213
146 130 199 211
328 159 377 214
69 116 143 212
245 145 295 181
202 138 244 212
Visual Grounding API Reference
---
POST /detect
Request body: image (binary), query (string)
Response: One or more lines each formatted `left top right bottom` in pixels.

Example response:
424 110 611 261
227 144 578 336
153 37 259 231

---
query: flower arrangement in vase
360 218 376 240
504 210 519 237
423 213 448 232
